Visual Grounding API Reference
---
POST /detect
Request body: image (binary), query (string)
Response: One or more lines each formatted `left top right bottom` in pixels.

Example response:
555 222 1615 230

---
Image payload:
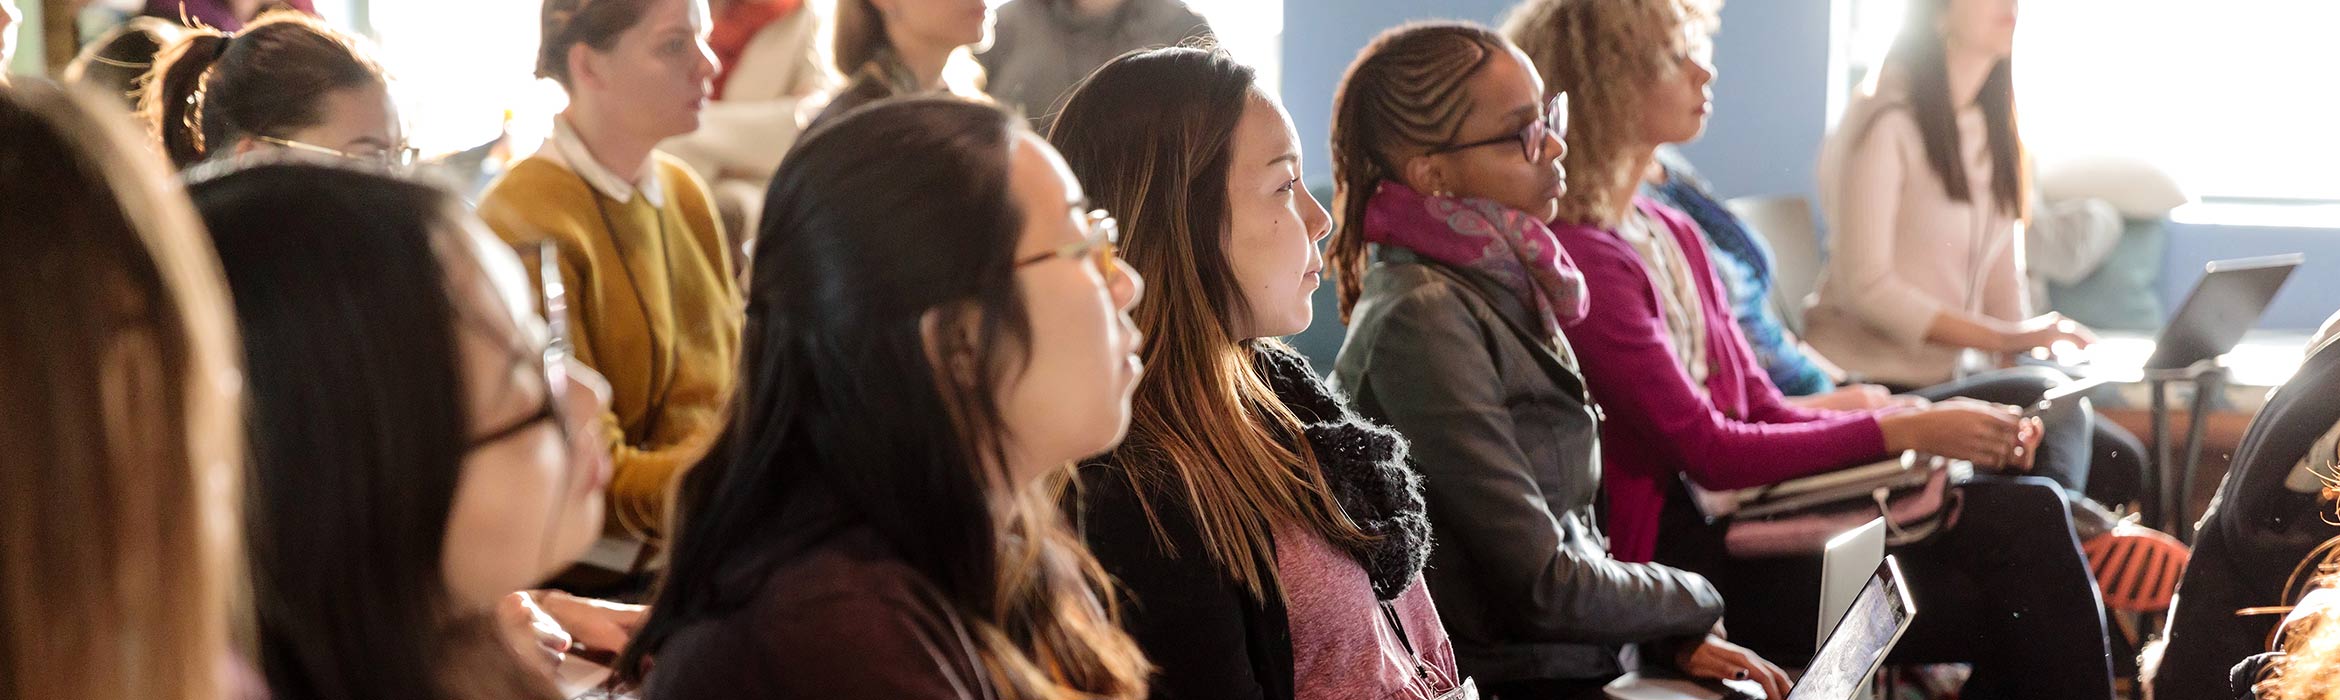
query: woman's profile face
1222 91 1332 340
991 131 1145 485
1420 48 1568 222
1942 0 2019 59
439 222 614 609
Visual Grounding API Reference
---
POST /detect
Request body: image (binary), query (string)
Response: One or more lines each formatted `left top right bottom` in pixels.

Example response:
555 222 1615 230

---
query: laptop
2142 254 2302 371
1608 533 1916 700
1818 519 1888 649
1781 557 1917 700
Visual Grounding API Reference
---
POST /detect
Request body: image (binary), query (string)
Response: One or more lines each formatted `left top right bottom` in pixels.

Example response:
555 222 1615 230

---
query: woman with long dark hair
1051 48 1468 700
1805 0 2152 517
0 80 249 700
621 97 1153 699
192 163 617 700
1809 0 2089 392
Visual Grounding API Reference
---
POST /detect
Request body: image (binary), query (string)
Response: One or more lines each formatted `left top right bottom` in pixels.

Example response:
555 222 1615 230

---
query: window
1176 0 1282 93
1838 0 2340 203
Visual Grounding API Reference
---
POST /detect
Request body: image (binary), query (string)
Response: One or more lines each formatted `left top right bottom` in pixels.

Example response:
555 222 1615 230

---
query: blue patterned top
1639 149 1836 396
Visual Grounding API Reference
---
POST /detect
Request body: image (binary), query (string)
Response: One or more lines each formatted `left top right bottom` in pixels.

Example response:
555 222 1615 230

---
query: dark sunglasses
1425 92 1569 164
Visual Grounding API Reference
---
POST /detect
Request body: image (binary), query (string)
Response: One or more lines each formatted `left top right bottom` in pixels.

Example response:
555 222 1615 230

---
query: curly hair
1502 0 1717 227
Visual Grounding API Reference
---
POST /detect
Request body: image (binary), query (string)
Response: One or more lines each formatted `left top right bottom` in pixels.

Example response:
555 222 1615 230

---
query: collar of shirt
542 116 666 209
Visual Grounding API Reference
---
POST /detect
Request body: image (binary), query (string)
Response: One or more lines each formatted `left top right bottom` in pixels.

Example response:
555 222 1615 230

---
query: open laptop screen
1787 557 1916 700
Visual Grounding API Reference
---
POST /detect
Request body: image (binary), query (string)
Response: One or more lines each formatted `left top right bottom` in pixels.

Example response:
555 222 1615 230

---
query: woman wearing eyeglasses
476 0 740 550
142 10 407 169
618 97 1152 699
1048 48 1468 700
1321 22 1784 700
192 163 619 700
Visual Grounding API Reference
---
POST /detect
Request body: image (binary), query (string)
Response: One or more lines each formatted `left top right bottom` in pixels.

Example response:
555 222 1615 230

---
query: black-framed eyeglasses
255 134 421 170
1424 92 1569 164
467 240 573 451
1016 208 1124 281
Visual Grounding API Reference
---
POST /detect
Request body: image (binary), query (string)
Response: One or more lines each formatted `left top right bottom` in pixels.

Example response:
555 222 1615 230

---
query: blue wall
1671 1 1836 203
1281 0 1517 191
2162 222 2335 330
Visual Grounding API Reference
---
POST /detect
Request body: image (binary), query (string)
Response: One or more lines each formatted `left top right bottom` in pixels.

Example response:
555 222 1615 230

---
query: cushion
2038 154 2193 219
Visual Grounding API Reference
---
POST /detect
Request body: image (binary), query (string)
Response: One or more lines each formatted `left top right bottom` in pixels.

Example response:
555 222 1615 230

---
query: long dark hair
0 78 247 700
189 164 559 700
1326 22 1512 319
1049 47 1368 600
623 97 1148 699
1884 0 2028 219
141 11 385 168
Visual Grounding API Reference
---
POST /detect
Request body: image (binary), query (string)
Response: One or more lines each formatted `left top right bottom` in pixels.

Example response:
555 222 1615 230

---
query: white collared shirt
541 116 666 209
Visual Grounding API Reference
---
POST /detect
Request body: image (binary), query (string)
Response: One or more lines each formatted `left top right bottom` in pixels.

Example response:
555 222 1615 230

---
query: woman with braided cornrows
1503 0 2114 697
1322 22 1787 700
477 0 740 553
140 10 401 170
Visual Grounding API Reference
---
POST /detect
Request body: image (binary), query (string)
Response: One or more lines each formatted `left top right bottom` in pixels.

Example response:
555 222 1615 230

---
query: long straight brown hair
1050 48 1370 600
1327 22 1513 320
0 83 248 700
1885 0 2029 219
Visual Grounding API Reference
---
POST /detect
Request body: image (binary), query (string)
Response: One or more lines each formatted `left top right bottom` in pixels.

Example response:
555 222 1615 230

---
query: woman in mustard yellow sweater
478 0 739 544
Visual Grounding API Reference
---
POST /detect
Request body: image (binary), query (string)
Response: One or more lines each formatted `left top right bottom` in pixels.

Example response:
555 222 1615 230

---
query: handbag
1687 452 1965 559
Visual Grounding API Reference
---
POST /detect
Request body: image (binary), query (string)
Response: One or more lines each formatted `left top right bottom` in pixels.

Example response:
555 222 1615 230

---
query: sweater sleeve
756 588 989 700
1561 228 1887 491
1823 110 1945 348
1346 283 1725 644
1074 466 1274 700
547 243 720 540
1982 220 2029 323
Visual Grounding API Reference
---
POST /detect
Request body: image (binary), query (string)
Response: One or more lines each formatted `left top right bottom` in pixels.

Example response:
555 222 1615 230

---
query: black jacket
1331 251 1725 684
1072 343 1432 700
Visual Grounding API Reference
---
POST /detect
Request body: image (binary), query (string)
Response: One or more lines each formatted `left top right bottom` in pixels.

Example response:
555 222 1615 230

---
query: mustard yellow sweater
476 153 741 540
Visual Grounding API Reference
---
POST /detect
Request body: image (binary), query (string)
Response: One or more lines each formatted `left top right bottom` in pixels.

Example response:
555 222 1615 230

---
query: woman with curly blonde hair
1503 1 2115 697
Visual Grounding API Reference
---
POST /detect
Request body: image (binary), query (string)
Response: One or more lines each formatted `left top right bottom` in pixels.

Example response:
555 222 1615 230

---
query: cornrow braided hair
1326 22 1512 320
1502 0 1716 227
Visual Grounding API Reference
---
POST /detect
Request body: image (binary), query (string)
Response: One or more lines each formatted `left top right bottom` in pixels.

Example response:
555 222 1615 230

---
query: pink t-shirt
1276 522 1464 700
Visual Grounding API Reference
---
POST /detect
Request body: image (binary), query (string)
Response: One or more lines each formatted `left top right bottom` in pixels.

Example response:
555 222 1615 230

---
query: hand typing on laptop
1674 623 1793 700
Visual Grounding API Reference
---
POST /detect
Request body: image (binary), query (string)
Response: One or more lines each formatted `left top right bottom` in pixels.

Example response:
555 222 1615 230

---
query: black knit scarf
1252 343 1433 601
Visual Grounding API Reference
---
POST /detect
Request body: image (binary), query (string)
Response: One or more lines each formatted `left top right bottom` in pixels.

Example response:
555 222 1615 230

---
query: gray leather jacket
1330 250 1726 684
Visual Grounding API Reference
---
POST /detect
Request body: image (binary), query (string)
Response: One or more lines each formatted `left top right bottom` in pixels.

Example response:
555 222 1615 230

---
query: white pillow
2036 154 2193 219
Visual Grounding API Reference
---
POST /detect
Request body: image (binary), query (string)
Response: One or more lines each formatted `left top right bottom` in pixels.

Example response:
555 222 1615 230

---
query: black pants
1655 476 2116 700
1896 366 2145 506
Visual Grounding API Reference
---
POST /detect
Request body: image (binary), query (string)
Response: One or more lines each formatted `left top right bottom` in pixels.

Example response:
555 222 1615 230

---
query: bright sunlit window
1840 0 2340 203
369 0 1280 159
